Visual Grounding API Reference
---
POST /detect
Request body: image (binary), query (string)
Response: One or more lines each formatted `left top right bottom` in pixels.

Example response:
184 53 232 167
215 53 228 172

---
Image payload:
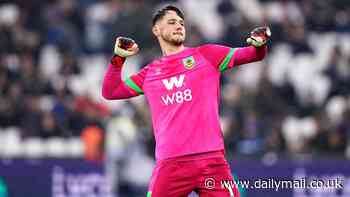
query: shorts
147 150 240 197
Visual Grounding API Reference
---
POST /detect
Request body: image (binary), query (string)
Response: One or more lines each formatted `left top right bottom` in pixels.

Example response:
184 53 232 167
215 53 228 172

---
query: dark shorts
147 151 240 197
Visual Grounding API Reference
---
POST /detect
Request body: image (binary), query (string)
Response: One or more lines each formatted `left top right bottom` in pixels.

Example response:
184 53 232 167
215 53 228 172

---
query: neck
159 40 185 56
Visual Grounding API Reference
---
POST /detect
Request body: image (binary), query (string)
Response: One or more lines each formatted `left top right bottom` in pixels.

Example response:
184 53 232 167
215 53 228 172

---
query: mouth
173 32 183 36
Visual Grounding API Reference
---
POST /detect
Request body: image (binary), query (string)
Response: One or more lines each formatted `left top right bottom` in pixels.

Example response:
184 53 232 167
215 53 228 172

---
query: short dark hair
152 5 184 26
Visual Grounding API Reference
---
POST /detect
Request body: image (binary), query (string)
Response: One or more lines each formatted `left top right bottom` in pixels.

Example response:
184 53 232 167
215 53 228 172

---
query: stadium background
0 0 349 196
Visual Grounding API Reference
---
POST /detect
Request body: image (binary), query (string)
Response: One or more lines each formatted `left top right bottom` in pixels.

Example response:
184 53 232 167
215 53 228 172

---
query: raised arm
234 26 270 65
198 26 270 71
102 56 139 100
102 37 143 100
233 45 267 66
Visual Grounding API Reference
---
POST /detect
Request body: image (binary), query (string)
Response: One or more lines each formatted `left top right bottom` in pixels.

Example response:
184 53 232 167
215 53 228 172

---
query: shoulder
197 44 213 51
196 44 229 54
197 43 223 49
137 59 162 77
132 62 153 79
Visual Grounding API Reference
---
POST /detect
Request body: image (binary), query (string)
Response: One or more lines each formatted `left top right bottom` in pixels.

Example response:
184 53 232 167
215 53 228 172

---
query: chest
142 54 220 106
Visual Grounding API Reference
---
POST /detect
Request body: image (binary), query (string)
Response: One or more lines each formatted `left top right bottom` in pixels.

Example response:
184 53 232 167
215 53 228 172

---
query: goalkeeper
102 5 270 197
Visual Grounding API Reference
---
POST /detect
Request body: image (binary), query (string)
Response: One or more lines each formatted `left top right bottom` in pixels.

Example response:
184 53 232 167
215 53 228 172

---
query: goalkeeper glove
246 26 271 47
114 36 139 57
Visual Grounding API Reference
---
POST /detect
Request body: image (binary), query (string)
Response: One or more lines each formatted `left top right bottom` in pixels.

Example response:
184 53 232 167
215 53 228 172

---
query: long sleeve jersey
102 44 267 161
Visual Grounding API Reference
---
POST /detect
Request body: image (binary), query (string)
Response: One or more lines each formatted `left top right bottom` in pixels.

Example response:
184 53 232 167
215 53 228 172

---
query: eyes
167 19 184 26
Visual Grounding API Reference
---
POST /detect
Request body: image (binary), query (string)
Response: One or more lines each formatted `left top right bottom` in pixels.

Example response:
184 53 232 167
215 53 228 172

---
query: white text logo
162 74 185 90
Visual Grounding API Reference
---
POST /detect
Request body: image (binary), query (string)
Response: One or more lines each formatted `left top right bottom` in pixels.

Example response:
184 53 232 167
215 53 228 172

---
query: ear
152 25 160 37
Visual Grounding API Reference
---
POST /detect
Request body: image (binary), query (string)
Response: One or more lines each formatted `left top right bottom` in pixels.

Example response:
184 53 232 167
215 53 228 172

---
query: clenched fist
114 37 139 57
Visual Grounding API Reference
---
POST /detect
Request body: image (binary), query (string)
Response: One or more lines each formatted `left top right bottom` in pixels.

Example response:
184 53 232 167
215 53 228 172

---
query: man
102 5 270 197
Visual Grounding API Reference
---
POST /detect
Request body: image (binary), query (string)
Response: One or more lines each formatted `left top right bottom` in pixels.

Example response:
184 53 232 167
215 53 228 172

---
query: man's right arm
102 36 145 100
102 55 141 100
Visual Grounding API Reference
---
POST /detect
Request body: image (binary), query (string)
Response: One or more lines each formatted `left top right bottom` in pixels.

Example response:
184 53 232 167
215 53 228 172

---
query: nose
175 23 183 31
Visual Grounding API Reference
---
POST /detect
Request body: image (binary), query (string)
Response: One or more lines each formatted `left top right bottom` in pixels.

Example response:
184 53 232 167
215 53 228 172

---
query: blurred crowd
1 0 350 163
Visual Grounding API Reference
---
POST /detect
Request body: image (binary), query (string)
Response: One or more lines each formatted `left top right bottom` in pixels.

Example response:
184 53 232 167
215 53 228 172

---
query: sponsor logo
161 74 192 105
162 74 185 90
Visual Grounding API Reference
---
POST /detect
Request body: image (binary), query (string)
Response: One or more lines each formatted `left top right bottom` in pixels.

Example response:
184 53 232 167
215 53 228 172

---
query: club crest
182 56 195 69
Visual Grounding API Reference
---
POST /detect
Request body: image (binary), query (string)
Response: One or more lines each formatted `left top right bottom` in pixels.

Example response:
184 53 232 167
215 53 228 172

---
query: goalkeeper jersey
102 44 267 161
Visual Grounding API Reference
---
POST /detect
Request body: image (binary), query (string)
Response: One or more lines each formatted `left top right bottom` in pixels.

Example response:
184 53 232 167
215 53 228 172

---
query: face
153 10 186 46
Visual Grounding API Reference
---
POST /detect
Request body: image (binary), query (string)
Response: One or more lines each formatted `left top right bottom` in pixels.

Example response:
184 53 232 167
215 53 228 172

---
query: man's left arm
233 45 267 66
234 26 271 65
198 26 271 72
